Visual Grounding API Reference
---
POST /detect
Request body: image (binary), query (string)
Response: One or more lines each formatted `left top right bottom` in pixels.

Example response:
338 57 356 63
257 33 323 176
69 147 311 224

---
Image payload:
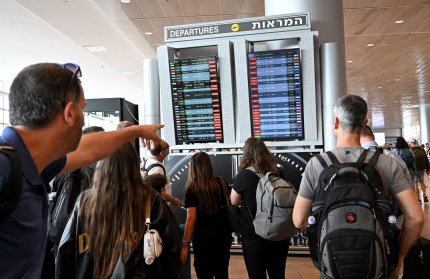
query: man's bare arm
62 124 163 174
394 188 424 267
293 196 312 229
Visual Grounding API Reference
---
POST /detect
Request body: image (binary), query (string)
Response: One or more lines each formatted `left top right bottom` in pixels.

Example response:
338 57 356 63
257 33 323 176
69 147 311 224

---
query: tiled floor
190 254 319 279
190 176 430 279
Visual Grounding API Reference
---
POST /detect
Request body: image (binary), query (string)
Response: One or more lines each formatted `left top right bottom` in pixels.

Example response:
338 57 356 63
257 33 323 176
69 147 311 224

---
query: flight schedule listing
169 56 224 144
247 48 304 140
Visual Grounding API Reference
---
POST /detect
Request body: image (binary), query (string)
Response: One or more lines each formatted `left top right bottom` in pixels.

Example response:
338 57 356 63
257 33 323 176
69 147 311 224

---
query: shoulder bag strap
145 194 151 229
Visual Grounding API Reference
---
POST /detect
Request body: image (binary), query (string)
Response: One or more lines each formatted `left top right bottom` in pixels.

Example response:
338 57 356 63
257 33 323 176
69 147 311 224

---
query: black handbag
217 177 242 234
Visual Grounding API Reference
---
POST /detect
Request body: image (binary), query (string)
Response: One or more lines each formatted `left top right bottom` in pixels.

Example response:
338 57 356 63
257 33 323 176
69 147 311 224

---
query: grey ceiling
10 0 430 132
118 0 430 131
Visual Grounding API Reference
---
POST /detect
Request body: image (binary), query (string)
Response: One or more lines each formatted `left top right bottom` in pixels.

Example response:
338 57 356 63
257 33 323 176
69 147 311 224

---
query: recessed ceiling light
347 60 353 63
84 46 108 52
395 78 400 81
144 32 153 35
366 43 374 47
395 20 404 24
381 43 388 46
378 86 383 89
121 0 131 3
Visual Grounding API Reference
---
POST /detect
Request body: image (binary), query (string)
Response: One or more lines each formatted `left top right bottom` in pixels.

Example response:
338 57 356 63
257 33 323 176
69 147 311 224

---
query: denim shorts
414 169 425 183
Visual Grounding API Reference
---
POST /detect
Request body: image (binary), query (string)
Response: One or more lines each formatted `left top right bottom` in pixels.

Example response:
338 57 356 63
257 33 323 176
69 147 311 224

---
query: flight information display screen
169 56 224 144
247 48 304 140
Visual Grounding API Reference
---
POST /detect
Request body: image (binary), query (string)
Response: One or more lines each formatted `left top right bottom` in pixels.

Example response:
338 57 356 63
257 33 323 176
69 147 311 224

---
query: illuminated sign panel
247 48 304 140
169 56 224 144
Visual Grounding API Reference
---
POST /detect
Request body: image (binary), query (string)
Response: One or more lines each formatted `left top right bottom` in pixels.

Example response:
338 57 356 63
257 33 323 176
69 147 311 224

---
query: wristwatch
182 240 189 247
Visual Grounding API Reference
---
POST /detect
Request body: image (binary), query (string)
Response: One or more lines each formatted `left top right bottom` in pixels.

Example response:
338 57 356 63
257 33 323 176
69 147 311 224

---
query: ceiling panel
120 1 146 18
167 17 188 26
219 0 262 14
158 0 185 17
150 17 171 40
177 0 202 16
200 0 221 16
343 0 430 9
200 15 223 22
135 0 164 18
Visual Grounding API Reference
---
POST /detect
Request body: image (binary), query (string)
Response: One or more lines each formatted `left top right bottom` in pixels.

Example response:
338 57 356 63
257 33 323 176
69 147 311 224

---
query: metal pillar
265 0 346 151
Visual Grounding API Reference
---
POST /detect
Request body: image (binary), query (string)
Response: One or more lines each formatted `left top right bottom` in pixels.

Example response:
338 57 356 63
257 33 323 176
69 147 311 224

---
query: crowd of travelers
0 63 426 279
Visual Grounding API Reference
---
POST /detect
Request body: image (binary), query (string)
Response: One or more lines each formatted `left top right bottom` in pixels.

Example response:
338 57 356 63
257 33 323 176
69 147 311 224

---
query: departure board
169 56 224 144
247 48 304 140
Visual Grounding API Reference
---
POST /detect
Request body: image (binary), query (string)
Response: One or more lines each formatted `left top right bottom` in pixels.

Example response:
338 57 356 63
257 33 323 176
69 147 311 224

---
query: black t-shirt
232 169 260 236
184 182 228 232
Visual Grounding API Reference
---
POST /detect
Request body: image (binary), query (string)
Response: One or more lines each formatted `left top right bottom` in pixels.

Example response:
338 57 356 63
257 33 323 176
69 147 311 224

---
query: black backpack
306 149 398 279
413 147 428 170
48 168 93 247
0 143 22 221
141 161 166 178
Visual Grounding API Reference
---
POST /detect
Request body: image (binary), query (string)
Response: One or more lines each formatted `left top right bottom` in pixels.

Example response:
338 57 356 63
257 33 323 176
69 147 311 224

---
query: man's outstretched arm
62 124 163 173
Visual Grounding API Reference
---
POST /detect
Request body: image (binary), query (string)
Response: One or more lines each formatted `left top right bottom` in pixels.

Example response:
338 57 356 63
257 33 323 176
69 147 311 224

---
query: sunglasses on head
60 63 82 92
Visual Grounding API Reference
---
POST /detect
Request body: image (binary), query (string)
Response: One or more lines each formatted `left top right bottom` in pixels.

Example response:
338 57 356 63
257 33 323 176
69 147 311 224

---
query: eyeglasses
61 63 82 92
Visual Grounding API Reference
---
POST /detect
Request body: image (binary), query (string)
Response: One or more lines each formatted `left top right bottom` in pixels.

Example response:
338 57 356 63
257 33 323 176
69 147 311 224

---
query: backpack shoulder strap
325 151 339 164
356 148 369 164
367 149 380 169
0 143 23 221
142 158 147 170
246 166 264 178
146 163 166 177
315 154 329 169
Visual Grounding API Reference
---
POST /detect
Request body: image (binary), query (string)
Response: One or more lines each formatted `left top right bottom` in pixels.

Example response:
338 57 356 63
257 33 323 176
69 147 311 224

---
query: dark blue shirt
0 127 66 278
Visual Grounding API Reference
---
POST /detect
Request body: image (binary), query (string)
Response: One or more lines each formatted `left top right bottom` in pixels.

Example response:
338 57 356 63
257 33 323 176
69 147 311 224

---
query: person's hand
394 260 403 279
173 198 182 207
137 124 164 149
180 246 188 264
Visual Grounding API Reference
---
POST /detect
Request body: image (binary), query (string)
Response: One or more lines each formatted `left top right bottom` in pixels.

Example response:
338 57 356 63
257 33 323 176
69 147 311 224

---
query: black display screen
247 48 304 140
169 56 224 144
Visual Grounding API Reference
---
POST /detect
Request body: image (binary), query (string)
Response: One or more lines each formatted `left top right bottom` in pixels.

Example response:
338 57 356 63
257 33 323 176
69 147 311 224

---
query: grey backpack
248 167 297 241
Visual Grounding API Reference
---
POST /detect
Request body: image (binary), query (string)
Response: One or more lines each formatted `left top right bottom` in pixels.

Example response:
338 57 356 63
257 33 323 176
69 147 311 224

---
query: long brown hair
79 142 149 278
239 137 277 173
185 152 221 214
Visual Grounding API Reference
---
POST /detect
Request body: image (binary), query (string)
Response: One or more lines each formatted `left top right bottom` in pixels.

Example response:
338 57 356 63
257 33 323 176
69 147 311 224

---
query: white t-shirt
145 158 172 196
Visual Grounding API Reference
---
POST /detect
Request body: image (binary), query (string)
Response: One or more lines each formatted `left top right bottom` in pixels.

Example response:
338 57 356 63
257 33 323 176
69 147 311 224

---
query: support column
142 58 160 157
419 104 430 144
142 58 160 125
321 42 344 151
265 0 346 151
